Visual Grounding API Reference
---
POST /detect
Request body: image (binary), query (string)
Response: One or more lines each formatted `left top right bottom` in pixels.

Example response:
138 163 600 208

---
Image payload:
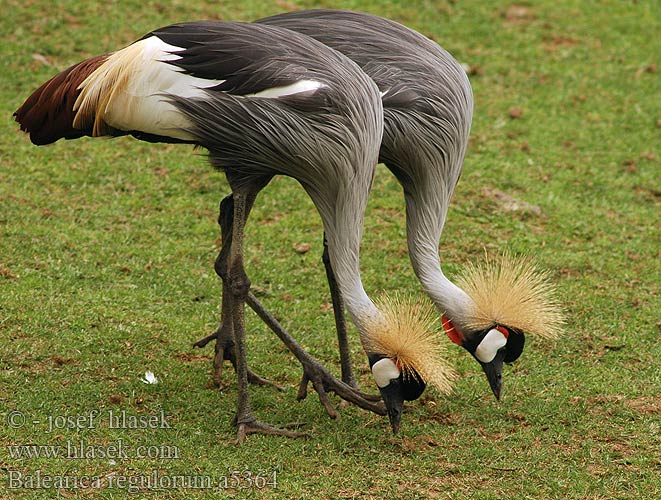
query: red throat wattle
442 314 463 345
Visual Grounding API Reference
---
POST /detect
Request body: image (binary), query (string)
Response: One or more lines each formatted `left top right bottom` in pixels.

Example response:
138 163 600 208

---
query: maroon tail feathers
14 55 108 146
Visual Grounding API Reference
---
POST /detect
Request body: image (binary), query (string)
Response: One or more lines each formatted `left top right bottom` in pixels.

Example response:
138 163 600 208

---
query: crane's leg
229 187 307 443
209 195 234 386
194 195 281 390
321 233 358 388
194 200 383 418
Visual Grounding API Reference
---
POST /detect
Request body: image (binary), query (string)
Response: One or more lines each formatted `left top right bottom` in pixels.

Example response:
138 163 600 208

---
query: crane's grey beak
378 383 405 434
479 349 506 401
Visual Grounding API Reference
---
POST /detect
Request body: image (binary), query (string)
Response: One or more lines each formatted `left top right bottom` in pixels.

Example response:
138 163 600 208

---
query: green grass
1 0 659 498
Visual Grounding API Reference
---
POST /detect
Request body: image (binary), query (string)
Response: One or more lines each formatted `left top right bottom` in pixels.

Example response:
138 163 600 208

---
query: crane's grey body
16 19 392 438
157 22 387 436
198 9 495 398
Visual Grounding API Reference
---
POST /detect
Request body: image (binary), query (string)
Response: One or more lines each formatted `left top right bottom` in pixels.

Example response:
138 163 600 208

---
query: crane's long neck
403 170 475 332
303 84 385 338
322 182 384 335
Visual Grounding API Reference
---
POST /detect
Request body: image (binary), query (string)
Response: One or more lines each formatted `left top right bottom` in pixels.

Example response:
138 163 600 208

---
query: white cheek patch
475 329 508 363
372 358 400 388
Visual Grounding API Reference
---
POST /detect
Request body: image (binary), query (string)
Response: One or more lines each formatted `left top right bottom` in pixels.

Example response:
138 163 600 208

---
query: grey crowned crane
255 10 565 400
194 10 562 401
14 21 455 439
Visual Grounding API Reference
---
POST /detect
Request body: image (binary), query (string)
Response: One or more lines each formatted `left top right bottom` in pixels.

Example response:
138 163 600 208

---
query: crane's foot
241 291 384 416
296 356 386 418
234 417 308 444
192 331 217 349
193 328 284 391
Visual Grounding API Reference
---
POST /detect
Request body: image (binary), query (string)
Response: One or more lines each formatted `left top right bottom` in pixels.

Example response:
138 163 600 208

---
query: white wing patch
73 36 224 140
474 328 508 363
372 358 400 388
250 80 327 98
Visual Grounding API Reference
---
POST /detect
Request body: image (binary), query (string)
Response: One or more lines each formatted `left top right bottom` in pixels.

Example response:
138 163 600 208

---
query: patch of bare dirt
508 107 524 119
481 187 543 216
544 35 580 52
293 242 311 254
503 4 536 25
625 396 661 415
0 264 18 279
173 352 212 363
51 356 73 366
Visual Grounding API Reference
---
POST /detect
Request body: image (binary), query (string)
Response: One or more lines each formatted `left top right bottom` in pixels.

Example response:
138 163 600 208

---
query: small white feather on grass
141 371 158 384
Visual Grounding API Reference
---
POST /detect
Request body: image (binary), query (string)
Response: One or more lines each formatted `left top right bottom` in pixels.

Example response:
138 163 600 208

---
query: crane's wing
257 10 472 180
15 21 348 145
257 10 443 108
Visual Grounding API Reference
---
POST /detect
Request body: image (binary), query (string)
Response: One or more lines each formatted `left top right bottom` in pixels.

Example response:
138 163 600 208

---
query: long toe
192 329 219 349
247 369 284 391
235 420 310 444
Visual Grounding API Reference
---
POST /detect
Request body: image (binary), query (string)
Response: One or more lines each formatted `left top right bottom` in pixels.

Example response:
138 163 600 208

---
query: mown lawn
1 0 659 498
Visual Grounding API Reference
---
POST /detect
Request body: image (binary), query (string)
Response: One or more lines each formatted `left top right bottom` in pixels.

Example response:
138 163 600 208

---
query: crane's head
442 316 524 400
368 354 426 434
362 295 455 434
444 254 564 400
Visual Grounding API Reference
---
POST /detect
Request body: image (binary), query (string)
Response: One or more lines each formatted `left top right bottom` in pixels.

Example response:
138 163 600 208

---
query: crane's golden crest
363 294 456 394
456 253 564 338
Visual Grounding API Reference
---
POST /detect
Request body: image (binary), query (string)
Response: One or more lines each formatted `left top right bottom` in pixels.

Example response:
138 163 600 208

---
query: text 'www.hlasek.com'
5 409 278 493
